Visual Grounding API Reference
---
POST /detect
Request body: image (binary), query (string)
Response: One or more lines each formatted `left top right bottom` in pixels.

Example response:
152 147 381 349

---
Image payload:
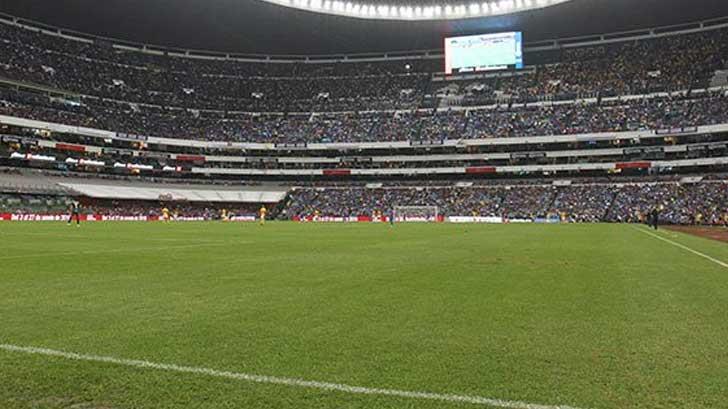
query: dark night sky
1 0 728 55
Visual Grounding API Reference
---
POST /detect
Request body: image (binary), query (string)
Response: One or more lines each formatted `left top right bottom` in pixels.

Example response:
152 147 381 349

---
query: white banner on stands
508 218 534 223
394 217 437 223
228 216 256 222
448 216 505 223
317 216 358 222
10 214 67 221
100 215 148 221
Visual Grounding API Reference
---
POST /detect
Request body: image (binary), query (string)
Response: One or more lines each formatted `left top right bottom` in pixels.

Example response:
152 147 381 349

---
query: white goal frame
393 206 439 222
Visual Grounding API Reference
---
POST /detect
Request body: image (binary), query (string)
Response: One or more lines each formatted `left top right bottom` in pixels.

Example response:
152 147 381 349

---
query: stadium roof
1 0 728 54
256 0 574 20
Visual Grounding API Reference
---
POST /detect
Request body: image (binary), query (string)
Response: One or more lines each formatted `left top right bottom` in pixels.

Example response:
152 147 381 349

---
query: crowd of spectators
1 19 728 208
285 182 728 224
462 95 728 139
0 192 70 214
2 180 726 224
0 19 727 114
0 22 430 113
550 185 621 222
82 199 266 219
0 22 441 78
607 182 728 224
449 27 728 105
0 193 267 219
3 87 728 143
0 18 728 144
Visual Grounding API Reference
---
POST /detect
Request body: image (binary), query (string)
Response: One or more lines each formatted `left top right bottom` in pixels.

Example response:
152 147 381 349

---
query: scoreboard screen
445 32 524 75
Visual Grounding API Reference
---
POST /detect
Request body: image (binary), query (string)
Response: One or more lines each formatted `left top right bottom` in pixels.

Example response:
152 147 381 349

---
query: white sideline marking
0 344 586 409
633 227 728 269
0 243 236 261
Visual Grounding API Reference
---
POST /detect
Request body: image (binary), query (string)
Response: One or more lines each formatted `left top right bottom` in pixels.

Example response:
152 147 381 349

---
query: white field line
633 226 728 269
0 344 587 409
0 242 239 261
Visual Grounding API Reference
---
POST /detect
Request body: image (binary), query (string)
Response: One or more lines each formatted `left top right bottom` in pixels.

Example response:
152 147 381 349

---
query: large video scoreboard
445 32 524 75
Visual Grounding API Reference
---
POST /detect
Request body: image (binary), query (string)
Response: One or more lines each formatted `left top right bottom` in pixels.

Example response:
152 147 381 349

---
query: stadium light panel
256 0 573 20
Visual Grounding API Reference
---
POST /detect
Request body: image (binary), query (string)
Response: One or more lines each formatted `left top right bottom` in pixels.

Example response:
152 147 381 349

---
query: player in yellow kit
259 205 267 225
162 207 171 223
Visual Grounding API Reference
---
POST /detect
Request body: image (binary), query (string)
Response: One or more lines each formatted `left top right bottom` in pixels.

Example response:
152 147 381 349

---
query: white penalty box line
0 344 587 409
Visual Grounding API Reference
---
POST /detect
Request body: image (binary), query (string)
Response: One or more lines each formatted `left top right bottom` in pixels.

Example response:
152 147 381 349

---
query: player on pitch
162 206 171 223
259 205 267 226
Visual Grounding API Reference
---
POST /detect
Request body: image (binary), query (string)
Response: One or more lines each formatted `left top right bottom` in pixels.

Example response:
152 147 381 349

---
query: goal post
393 206 439 222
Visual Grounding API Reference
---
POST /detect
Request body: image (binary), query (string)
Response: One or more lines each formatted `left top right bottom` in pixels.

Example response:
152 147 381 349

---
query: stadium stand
0 14 727 224
1 168 726 224
0 193 268 220
283 181 727 224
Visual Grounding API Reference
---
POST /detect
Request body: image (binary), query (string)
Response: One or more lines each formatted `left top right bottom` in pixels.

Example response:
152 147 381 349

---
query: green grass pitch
1 222 727 409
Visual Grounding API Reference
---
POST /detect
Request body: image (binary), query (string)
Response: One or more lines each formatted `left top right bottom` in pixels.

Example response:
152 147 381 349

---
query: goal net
393 206 439 222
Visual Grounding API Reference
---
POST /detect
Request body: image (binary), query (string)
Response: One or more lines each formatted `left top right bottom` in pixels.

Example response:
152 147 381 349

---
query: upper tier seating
0 21 727 113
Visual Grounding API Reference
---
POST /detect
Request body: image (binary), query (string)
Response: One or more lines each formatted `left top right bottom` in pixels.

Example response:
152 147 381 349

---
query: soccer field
1 222 727 409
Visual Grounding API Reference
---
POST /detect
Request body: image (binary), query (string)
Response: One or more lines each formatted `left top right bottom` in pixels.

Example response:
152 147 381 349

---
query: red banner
176 155 206 163
323 169 352 176
56 143 86 152
465 166 497 174
616 162 651 170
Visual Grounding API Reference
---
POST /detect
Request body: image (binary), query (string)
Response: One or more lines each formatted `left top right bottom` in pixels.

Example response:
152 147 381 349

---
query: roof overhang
257 0 574 21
